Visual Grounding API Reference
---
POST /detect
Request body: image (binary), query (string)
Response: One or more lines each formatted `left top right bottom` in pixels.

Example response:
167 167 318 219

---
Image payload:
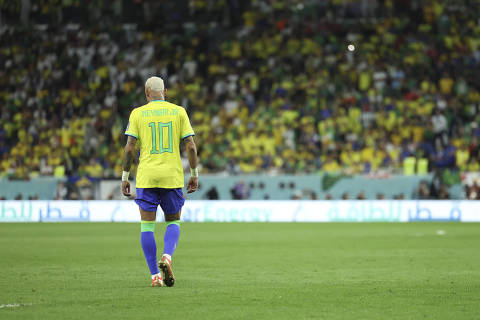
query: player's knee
164 212 181 221
139 208 156 221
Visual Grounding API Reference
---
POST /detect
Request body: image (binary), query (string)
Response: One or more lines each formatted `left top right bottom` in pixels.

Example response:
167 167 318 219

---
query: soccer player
121 76 199 287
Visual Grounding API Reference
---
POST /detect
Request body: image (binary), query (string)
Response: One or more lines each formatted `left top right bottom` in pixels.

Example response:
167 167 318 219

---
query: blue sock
163 220 180 256
140 221 160 275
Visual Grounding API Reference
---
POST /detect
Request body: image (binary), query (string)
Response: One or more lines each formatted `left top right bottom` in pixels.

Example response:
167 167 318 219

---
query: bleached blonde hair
145 76 165 92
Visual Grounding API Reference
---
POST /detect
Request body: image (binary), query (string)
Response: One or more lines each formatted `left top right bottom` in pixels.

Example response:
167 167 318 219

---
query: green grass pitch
0 222 479 319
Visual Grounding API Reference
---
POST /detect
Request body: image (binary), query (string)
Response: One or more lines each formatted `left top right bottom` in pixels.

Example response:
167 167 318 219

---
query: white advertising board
0 200 478 223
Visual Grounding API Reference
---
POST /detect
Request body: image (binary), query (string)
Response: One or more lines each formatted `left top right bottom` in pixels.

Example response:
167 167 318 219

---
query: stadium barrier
0 174 433 201
0 200 477 222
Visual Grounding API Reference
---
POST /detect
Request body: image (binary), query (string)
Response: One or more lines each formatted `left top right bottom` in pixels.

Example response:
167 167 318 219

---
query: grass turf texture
0 223 479 319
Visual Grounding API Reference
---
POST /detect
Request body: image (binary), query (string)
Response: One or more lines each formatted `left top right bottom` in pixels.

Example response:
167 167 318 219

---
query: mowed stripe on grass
0 222 478 319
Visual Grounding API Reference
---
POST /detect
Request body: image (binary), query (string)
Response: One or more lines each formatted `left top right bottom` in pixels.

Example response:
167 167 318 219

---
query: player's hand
122 181 131 197
187 177 198 194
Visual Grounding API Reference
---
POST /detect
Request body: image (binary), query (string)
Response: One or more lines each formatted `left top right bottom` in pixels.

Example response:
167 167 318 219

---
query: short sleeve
180 109 195 140
125 109 139 139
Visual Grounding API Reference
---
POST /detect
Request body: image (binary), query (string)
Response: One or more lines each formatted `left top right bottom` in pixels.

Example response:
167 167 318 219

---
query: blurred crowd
1 0 480 184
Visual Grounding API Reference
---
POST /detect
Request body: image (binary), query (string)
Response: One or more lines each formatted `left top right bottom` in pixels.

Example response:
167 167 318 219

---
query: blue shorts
135 188 185 214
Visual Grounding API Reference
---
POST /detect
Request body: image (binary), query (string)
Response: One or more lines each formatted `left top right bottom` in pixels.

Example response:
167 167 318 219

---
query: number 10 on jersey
149 121 173 154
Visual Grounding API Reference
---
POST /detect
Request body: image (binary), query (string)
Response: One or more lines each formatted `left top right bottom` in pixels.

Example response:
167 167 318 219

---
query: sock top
166 220 180 226
141 220 155 232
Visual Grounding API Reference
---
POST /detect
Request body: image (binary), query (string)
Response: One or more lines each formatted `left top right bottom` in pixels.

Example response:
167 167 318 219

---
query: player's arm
184 136 199 193
121 135 137 197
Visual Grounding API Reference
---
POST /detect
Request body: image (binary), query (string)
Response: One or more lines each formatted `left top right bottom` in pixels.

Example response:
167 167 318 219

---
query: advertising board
0 200 478 223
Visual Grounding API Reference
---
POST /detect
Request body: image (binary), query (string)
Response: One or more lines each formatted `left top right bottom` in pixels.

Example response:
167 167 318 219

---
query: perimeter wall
0 200 477 222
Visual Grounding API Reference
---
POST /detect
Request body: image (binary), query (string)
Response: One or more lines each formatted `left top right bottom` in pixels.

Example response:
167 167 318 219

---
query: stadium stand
0 0 479 199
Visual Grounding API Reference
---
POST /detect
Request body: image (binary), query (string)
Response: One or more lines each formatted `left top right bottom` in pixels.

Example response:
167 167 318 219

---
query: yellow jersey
125 100 194 188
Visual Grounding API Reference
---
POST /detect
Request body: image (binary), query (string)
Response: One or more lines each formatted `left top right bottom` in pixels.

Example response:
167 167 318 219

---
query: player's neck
148 96 165 102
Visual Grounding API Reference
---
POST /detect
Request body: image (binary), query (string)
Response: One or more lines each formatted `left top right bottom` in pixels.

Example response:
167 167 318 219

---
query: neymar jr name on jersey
142 109 179 117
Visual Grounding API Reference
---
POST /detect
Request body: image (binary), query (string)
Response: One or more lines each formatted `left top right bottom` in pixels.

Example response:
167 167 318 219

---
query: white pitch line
0 303 33 309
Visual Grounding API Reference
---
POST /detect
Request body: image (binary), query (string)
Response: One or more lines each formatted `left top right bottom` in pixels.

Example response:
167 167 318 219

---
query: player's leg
159 211 181 287
135 188 163 287
158 188 185 287
163 211 181 261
